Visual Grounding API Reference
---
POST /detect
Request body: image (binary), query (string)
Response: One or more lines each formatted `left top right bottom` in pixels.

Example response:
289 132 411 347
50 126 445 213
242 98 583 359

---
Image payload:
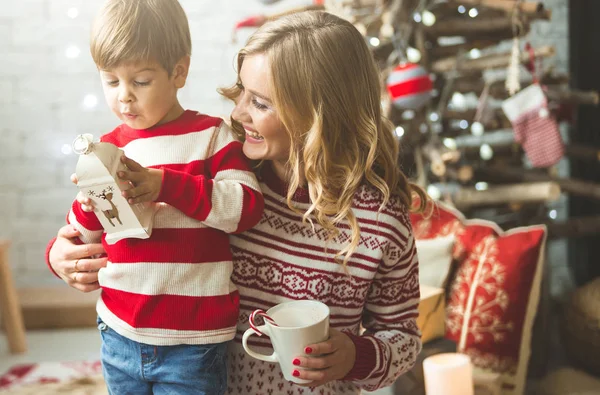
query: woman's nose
231 95 249 122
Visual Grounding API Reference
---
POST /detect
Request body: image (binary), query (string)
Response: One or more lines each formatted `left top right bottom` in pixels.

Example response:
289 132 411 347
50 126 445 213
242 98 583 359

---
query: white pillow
416 235 455 288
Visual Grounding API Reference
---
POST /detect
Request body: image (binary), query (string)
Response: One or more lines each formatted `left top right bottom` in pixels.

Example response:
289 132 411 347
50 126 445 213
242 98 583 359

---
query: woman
47 11 426 394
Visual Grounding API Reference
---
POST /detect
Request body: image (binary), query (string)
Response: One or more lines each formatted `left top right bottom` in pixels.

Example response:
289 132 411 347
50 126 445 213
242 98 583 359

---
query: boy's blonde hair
90 0 191 74
221 11 427 267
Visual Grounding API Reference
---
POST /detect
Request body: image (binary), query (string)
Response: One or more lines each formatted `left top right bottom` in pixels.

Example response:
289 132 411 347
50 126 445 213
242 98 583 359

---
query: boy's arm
68 199 104 244
157 122 264 233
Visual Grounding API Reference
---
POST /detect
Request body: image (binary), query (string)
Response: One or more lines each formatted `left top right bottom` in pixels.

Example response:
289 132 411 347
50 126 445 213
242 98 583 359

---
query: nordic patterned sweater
226 164 422 394
67 110 264 346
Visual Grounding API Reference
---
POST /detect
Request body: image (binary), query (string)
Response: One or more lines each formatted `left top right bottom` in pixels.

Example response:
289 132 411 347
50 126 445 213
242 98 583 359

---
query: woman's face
230 54 291 163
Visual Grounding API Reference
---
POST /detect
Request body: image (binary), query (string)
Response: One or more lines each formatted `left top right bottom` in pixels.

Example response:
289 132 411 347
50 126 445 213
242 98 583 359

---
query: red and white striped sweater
227 164 422 394
68 110 264 346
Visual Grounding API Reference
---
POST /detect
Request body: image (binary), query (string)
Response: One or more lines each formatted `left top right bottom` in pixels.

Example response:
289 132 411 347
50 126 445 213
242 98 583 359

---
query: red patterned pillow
410 202 547 395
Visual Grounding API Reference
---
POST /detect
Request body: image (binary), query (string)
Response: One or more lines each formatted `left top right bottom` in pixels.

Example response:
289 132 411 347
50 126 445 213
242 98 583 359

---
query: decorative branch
448 0 551 19
432 45 555 73
546 89 599 106
443 108 511 131
453 182 561 210
564 144 600 162
430 40 498 61
424 17 528 39
476 165 600 201
546 216 600 239
452 71 570 98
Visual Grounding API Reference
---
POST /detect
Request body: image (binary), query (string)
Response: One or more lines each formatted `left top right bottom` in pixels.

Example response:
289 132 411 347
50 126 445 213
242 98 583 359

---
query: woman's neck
271 159 306 187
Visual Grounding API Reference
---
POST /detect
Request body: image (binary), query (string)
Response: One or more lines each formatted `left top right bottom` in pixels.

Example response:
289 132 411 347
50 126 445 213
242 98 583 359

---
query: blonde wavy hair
221 11 427 266
90 0 191 74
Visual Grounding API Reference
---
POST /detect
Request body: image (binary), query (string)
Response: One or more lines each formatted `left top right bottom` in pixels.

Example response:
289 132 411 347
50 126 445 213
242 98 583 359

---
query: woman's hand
292 329 356 387
118 156 163 204
49 225 107 292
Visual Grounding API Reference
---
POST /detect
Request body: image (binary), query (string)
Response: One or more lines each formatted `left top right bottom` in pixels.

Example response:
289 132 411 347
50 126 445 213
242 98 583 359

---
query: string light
475 182 489 191
407 47 422 63
83 94 98 109
395 126 405 137
427 185 442 200
65 45 80 59
369 37 380 47
61 144 72 155
67 7 79 19
549 210 558 220
459 120 469 129
450 92 467 109
443 138 457 150
422 11 436 27
469 48 482 59
480 144 494 160
468 8 479 18
413 12 422 23
429 112 440 122
402 110 416 120
471 121 484 136
457 5 467 14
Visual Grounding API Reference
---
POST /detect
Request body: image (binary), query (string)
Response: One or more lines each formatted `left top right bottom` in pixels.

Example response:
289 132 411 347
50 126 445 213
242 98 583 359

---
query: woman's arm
294 209 422 390
346 222 422 390
46 225 108 293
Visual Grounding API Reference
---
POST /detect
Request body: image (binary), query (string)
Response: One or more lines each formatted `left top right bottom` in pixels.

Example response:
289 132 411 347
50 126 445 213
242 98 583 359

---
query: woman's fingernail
293 358 301 366
292 370 300 377
304 347 313 354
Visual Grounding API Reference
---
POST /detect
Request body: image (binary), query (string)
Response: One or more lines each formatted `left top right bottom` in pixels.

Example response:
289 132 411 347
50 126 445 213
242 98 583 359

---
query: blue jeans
97 317 227 395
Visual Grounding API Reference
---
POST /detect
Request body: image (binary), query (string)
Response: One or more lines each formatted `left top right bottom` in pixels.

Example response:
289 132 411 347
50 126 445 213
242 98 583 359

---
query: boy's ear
173 56 191 89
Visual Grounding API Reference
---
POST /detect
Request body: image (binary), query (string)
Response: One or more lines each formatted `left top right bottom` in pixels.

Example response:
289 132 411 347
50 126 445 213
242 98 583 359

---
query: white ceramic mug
242 300 330 384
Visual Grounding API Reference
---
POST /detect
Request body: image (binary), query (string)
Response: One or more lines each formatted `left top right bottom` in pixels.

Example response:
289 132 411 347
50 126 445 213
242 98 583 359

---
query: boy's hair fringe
90 0 191 74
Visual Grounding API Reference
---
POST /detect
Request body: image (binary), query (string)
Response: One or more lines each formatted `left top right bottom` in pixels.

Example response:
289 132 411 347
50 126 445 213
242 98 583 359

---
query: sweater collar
260 162 310 204
120 109 197 138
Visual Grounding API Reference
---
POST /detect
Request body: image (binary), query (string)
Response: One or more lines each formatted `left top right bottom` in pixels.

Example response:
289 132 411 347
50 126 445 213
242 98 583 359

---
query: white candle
423 353 474 395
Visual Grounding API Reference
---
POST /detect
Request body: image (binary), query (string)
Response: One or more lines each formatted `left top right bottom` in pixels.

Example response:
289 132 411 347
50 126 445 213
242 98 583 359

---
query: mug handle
242 326 278 363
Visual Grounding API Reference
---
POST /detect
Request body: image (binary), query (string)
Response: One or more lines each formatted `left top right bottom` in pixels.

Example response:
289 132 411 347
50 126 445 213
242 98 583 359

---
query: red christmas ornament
386 63 433 110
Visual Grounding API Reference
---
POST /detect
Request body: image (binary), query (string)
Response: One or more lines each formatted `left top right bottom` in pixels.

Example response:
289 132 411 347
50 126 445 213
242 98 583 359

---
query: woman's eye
252 98 268 110
134 81 150 87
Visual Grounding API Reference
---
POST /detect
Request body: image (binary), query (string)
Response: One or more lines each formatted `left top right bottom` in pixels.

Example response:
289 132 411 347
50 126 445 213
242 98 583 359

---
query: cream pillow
415 235 455 288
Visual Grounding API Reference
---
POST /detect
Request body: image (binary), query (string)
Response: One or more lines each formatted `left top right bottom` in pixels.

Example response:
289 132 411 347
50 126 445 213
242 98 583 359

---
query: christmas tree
236 0 599 237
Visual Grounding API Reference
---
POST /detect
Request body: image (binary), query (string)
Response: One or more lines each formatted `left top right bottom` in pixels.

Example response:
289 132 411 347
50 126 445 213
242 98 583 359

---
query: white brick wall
0 0 568 288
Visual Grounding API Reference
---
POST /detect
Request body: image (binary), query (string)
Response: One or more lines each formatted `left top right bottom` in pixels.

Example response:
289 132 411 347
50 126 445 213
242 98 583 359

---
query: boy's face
99 58 189 130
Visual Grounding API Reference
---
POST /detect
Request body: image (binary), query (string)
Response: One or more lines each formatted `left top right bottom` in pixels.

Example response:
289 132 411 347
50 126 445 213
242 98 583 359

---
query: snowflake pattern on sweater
227 164 422 394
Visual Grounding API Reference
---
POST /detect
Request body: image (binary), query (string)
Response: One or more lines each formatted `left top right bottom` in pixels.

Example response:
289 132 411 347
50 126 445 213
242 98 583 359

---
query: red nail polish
292 370 300 377
304 347 313 354
293 358 301 366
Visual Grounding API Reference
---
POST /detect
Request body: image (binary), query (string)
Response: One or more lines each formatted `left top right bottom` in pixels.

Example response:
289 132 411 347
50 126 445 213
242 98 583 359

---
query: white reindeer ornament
72 134 157 245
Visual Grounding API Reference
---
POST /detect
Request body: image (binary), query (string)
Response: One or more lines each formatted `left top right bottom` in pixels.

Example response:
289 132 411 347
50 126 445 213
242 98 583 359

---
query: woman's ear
173 56 191 89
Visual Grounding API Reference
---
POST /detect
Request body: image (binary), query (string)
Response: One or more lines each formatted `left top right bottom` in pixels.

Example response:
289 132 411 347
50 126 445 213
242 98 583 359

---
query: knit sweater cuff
45 237 61 279
342 332 377 381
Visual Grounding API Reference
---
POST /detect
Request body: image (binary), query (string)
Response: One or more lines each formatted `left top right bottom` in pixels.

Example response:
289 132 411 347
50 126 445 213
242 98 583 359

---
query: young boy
66 0 264 393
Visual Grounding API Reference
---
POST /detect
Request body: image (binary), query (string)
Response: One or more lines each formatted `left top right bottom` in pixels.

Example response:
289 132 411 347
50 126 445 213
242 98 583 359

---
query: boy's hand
71 174 96 212
118 156 163 204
